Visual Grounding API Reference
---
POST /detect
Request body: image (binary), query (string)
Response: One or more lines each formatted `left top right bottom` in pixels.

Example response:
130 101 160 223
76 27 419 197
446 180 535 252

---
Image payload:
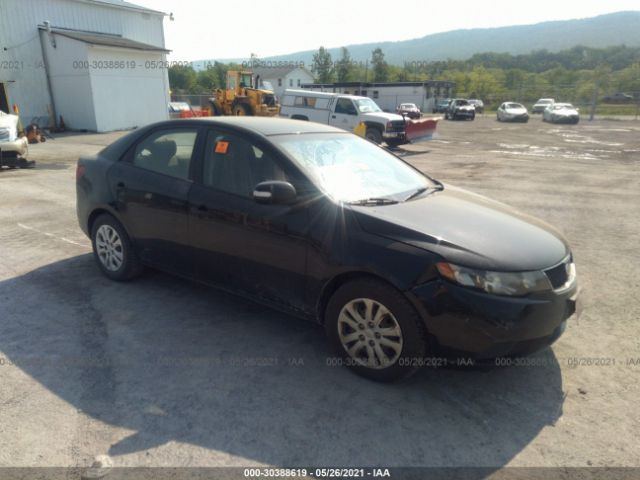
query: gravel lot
0 116 639 475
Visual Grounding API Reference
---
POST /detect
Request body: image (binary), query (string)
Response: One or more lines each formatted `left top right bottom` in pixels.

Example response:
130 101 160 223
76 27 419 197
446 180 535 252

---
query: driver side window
335 98 357 115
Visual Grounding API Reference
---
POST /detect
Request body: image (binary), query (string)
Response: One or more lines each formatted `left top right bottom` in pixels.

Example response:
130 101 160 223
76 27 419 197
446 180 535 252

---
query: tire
365 127 383 144
325 278 428 382
209 101 223 116
470 113 475 121
91 214 143 281
232 103 251 116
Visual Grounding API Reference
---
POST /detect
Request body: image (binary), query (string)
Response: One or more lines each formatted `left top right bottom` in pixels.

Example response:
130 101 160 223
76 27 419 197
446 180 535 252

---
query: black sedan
77 117 579 382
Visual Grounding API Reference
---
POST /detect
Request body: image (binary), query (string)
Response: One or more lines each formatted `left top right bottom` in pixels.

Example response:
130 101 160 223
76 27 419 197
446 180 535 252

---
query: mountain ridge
193 11 640 69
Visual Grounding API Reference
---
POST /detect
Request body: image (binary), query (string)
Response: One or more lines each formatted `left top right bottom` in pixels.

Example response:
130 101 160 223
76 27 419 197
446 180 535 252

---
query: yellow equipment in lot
209 70 280 117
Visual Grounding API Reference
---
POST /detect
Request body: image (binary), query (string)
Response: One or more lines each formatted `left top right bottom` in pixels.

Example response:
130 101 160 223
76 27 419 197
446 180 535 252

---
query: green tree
371 48 389 82
312 46 334 83
335 47 354 82
168 64 197 93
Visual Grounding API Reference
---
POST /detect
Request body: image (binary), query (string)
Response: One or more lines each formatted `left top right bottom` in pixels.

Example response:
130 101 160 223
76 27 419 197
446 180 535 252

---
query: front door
188 129 309 312
329 97 359 132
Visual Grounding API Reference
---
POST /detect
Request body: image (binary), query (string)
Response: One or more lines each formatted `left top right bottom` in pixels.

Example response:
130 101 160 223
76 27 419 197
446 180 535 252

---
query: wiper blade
403 183 444 202
348 197 399 206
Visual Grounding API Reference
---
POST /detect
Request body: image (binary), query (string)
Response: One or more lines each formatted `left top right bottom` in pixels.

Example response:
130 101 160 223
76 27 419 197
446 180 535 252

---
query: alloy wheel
95 224 124 272
337 298 403 369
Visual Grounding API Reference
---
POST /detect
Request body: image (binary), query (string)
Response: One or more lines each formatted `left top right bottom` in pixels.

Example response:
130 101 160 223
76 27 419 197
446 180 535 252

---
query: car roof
164 117 345 136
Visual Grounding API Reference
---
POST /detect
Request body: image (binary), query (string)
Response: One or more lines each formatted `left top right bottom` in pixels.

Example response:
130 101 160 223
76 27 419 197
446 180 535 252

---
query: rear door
188 128 310 312
107 126 200 276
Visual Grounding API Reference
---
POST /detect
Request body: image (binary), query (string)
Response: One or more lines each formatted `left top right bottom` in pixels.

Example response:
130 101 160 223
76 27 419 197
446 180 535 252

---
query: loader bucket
405 117 440 143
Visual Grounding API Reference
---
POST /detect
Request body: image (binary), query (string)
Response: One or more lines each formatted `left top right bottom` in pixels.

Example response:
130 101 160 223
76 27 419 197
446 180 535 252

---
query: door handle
331 115 336 119
197 204 208 212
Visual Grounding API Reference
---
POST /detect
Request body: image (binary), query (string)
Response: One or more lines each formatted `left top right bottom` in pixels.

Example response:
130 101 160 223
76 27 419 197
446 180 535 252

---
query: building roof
252 65 313 79
43 27 170 52
69 0 166 15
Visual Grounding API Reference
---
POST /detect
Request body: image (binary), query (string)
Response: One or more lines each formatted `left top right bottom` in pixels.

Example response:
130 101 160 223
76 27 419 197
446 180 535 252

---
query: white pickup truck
280 89 409 147
0 111 31 169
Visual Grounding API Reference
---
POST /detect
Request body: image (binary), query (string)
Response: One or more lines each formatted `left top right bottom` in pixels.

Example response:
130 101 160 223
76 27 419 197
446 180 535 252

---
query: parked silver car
497 102 529 123
542 103 580 124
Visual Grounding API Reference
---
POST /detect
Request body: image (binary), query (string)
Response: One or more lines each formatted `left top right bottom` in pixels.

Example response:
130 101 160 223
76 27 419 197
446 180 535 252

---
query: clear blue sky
131 0 640 61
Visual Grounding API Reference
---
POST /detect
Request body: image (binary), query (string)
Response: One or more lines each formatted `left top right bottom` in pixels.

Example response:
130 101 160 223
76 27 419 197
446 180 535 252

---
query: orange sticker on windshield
215 141 229 154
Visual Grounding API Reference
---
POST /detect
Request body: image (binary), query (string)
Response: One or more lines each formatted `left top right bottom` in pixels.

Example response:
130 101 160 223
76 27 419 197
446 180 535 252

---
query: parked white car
0 111 31 168
532 98 555 114
496 102 529 123
542 103 580 124
280 90 408 147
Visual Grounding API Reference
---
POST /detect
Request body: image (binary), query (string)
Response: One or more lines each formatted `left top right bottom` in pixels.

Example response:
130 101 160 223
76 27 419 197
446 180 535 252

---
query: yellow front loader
209 71 280 117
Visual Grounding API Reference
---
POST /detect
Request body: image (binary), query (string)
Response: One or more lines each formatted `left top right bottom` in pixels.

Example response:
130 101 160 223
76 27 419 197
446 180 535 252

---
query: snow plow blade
405 117 440 143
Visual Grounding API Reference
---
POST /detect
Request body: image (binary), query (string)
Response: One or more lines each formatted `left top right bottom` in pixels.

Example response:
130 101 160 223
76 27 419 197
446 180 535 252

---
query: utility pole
589 81 598 121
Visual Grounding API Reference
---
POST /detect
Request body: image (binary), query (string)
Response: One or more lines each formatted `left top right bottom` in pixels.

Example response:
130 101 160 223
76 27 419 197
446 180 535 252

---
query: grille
544 259 570 289
388 120 405 132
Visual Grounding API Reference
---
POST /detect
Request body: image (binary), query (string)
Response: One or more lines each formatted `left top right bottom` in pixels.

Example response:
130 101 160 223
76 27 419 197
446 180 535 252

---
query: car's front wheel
91 214 143 281
325 278 427 382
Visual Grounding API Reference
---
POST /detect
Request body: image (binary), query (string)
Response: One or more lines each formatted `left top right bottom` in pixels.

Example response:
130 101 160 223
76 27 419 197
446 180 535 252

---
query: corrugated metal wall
0 0 165 126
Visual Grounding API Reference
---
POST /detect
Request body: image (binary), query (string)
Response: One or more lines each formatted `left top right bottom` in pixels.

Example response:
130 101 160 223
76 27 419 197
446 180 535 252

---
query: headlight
436 262 552 296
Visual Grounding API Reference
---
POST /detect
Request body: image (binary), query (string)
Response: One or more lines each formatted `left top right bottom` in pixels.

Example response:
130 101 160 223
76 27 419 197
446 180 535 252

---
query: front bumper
0 138 34 168
504 113 529 122
410 280 580 358
383 131 406 139
453 109 474 118
551 115 579 124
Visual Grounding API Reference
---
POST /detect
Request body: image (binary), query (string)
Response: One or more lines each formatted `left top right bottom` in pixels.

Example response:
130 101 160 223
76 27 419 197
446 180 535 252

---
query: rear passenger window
202 130 290 198
132 129 197 180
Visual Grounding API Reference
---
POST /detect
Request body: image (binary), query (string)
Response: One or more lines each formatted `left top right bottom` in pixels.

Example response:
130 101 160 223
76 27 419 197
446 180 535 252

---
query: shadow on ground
0 255 565 470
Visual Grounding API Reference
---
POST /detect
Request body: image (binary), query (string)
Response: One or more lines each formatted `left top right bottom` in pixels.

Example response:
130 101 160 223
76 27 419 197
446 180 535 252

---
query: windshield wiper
403 182 444 202
348 197 399 206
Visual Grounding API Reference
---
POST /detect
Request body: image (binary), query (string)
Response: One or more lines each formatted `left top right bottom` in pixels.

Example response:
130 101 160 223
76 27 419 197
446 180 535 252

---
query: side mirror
253 181 297 205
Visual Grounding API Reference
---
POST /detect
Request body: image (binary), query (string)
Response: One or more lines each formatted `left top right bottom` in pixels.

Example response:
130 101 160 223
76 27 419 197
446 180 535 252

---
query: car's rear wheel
91 214 143 281
325 278 427 382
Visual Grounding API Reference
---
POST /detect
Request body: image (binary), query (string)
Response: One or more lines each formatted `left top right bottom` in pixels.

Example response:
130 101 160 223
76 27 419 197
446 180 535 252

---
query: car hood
454 105 475 110
552 108 579 116
362 112 405 122
350 185 569 271
505 108 528 115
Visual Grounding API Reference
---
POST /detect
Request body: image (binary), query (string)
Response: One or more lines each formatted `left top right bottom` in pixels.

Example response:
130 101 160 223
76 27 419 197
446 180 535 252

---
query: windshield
400 104 416 109
354 98 382 113
273 133 433 203
507 103 524 109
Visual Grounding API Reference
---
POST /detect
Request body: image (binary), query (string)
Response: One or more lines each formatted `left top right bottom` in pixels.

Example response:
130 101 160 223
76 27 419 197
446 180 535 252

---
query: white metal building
0 0 170 132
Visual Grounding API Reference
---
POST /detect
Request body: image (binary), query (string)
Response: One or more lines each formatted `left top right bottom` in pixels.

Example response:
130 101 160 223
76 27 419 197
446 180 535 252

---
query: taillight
76 164 85 181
